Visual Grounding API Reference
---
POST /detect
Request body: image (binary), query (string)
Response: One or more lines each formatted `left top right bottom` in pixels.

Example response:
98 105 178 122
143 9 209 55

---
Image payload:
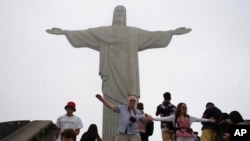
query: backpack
145 121 154 136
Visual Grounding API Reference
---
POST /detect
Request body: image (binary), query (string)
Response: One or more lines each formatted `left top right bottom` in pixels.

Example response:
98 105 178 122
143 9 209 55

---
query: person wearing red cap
55 101 83 141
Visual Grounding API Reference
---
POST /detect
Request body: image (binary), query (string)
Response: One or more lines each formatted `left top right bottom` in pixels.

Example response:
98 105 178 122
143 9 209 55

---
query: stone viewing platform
0 120 56 141
1 120 250 141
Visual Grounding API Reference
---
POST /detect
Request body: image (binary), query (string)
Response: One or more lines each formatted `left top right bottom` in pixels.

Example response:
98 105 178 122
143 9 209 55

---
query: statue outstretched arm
172 27 192 35
46 28 66 35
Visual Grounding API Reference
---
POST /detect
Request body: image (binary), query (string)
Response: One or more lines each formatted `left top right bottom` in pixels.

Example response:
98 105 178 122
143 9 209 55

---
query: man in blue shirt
96 94 153 141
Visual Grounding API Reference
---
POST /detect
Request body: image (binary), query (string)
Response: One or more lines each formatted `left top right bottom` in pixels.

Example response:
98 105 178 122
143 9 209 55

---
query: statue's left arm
46 28 65 35
137 27 191 51
172 27 192 35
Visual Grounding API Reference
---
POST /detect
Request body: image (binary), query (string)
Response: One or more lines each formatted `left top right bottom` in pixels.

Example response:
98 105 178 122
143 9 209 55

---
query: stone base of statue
103 94 124 141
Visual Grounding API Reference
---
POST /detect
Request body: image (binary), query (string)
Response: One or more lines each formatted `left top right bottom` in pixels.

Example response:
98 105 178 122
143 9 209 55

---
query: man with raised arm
96 94 153 141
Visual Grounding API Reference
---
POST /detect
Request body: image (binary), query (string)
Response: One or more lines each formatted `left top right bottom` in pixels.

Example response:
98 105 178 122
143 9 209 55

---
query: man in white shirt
55 101 83 141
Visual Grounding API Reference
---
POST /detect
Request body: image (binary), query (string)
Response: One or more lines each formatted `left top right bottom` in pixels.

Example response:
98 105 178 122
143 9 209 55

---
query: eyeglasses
129 99 136 102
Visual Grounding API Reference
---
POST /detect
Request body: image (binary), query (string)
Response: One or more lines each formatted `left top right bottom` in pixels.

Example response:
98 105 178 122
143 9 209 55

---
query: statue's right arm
96 94 116 111
46 28 66 35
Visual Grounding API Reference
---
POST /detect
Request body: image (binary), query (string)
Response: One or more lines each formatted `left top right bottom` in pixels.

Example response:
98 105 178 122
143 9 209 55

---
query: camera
186 128 193 133
129 116 137 123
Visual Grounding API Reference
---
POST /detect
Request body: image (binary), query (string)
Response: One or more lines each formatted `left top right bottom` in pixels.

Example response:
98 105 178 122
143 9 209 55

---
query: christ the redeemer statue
47 5 191 141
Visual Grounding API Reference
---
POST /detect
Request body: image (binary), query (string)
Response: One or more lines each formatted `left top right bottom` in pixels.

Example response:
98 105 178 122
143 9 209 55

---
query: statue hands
46 28 65 35
172 27 192 35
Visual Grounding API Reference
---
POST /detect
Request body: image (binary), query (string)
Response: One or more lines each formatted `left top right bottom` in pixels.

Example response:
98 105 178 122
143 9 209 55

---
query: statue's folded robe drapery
64 26 173 104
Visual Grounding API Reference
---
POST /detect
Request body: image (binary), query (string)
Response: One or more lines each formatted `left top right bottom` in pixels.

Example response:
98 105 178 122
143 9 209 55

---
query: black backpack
145 121 154 136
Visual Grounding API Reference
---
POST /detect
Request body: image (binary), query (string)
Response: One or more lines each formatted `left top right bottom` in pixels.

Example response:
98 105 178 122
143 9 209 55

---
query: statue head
112 5 126 26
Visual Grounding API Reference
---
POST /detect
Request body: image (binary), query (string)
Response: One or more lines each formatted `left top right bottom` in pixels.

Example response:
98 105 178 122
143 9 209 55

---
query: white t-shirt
56 114 83 141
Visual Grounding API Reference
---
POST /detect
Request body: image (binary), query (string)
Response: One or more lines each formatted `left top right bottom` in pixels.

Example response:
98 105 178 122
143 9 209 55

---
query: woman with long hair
223 110 246 141
80 124 102 141
229 110 245 125
154 102 215 141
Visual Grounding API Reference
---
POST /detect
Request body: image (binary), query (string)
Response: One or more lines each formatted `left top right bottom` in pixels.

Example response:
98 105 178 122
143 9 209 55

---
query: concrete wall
1 120 56 141
0 120 31 140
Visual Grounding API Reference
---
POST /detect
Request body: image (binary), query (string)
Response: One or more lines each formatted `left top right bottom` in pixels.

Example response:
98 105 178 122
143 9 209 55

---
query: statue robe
64 26 173 104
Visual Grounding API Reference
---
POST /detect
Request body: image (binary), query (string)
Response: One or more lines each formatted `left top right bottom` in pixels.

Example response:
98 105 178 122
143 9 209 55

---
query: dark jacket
201 106 223 132
156 102 176 130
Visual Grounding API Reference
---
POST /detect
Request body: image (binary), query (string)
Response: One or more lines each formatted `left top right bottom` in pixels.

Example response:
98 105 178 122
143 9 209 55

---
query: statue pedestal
102 95 123 141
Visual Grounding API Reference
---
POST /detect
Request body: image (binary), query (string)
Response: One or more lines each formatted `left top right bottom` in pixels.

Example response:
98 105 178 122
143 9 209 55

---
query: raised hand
96 94 103 101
